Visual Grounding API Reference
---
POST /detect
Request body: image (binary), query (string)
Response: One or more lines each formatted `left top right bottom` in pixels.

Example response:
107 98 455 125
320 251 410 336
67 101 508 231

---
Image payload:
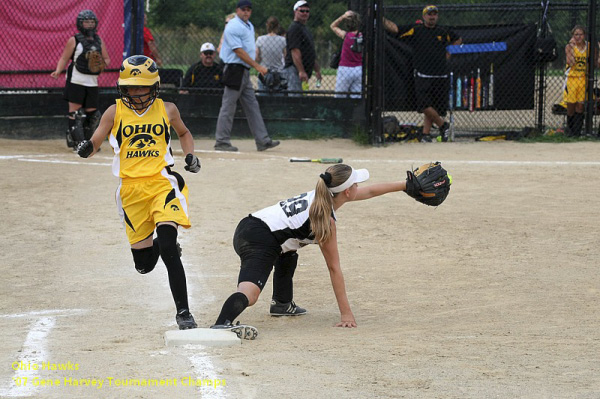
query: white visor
329 168 369 193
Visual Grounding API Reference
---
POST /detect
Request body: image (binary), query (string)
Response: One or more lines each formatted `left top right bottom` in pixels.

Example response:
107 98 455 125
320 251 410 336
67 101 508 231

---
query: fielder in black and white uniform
212 164 409 339
51 10 110 149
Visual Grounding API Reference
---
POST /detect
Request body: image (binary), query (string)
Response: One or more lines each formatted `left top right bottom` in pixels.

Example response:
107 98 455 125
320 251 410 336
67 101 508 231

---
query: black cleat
211 320 258 340
214 142 239 152
420 134 433 143
257 140 280 151
269 299 307 316
176 309 197 330
439 122 450 142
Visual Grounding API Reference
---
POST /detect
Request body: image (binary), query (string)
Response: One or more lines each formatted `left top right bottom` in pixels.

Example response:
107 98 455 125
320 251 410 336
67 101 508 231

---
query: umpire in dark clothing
283 0 322 96
384 5 461 141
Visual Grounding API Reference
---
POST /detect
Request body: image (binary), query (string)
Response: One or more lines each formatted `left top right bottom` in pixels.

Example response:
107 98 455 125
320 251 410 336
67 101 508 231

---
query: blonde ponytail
309 164 352 243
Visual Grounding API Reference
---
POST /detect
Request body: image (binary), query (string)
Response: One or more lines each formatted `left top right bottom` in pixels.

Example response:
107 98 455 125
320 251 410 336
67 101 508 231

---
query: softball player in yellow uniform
563 26 593 137
77 55 201 330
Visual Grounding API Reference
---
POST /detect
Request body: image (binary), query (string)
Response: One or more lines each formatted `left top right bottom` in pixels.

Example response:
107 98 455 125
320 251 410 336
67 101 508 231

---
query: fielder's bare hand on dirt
211 162 452 335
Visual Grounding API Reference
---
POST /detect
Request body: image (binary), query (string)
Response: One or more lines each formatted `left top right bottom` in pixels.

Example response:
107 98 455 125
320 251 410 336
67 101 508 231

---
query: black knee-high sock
573 113 584 136
131 238 160 274
152 237 161 261
215 292 249 325
567 115 575 135
156 225 189 312
272 252 298 303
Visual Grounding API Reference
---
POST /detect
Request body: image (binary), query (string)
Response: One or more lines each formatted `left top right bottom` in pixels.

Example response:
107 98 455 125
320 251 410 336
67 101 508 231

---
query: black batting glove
184 153 201 173
77 140 94 158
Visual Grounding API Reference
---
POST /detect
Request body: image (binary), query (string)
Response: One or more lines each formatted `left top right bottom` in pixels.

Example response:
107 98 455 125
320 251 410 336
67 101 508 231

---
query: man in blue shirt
215 0 280 152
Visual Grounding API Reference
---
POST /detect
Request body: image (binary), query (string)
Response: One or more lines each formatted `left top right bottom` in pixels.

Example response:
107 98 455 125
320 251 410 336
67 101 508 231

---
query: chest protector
73 33 103 75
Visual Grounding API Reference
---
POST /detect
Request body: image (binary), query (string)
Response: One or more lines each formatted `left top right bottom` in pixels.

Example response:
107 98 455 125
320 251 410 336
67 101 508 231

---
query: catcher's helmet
117 55 161 111
77 10 98 36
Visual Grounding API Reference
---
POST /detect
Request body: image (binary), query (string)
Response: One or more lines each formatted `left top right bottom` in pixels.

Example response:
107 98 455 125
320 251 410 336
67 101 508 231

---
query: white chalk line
0 309 87 319
347 159 600 166
17 158 111 166
187 351 227 399
0 154 65 159
149 232 225 398
0 317 55 398
2 151 599 167
178 233 226 399
0 310 87 397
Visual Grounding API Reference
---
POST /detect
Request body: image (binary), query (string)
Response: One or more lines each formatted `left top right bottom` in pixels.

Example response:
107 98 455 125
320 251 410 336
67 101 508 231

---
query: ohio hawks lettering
114 118 169 159
120 121 167 138
126 149 160 158
110 98 174 179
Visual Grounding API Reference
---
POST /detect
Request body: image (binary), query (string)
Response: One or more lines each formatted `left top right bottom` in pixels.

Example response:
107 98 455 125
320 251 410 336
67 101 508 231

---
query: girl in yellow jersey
563 26 597 136
77 56 201 330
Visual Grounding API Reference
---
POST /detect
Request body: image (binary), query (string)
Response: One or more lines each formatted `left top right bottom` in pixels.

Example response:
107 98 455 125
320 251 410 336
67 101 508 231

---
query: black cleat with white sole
269 299 307 316
211 321 258 340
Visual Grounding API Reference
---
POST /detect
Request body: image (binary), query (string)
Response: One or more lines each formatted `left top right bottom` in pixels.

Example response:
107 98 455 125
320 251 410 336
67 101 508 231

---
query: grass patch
520 134 599 143
351 125 371 146
272 130 341 140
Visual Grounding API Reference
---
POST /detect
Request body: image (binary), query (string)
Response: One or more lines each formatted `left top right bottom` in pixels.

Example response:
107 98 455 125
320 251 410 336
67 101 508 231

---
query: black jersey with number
252 190 335 253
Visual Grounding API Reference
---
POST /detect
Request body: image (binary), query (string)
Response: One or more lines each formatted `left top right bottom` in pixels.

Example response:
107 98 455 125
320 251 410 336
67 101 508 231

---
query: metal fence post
365 0 384 145
585 0 597 135
537 0 550 132
364 0 375 143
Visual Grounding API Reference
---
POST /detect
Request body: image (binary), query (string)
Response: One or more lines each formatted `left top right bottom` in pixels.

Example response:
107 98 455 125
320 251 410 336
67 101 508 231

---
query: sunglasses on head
297 9 310 13
203 51 214 55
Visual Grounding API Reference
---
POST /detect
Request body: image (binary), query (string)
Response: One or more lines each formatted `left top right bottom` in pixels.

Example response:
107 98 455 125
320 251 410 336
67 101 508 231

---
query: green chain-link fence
2 0 600 142
146 0 354 95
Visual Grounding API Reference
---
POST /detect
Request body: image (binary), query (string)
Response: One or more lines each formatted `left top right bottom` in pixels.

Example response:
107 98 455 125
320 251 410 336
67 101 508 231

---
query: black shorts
63 82 99 109
415 76 448 116
233 216 281 291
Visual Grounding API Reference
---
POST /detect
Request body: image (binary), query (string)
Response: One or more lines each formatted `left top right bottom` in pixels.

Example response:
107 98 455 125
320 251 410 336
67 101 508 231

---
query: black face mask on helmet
117 56 161 113
77 10 98 36
117 84 160 112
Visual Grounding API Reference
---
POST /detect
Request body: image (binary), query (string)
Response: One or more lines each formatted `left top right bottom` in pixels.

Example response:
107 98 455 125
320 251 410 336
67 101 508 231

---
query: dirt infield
1 137 599 399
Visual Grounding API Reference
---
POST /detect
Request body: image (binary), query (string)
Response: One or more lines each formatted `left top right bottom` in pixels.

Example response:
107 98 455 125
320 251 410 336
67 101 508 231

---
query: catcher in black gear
405 162 452 206
50 9 110 149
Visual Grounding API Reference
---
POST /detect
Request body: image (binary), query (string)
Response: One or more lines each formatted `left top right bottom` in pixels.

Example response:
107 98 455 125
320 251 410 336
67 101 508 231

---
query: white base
164 328 241 347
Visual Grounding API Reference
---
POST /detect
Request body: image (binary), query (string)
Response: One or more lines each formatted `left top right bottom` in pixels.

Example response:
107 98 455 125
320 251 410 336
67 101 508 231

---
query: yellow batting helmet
117 55 160 111
118 55 160 86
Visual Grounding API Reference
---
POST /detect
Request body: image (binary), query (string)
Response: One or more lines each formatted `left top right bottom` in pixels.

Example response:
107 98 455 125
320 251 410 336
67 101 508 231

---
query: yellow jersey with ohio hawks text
565 42 588 78
108 98 174 178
